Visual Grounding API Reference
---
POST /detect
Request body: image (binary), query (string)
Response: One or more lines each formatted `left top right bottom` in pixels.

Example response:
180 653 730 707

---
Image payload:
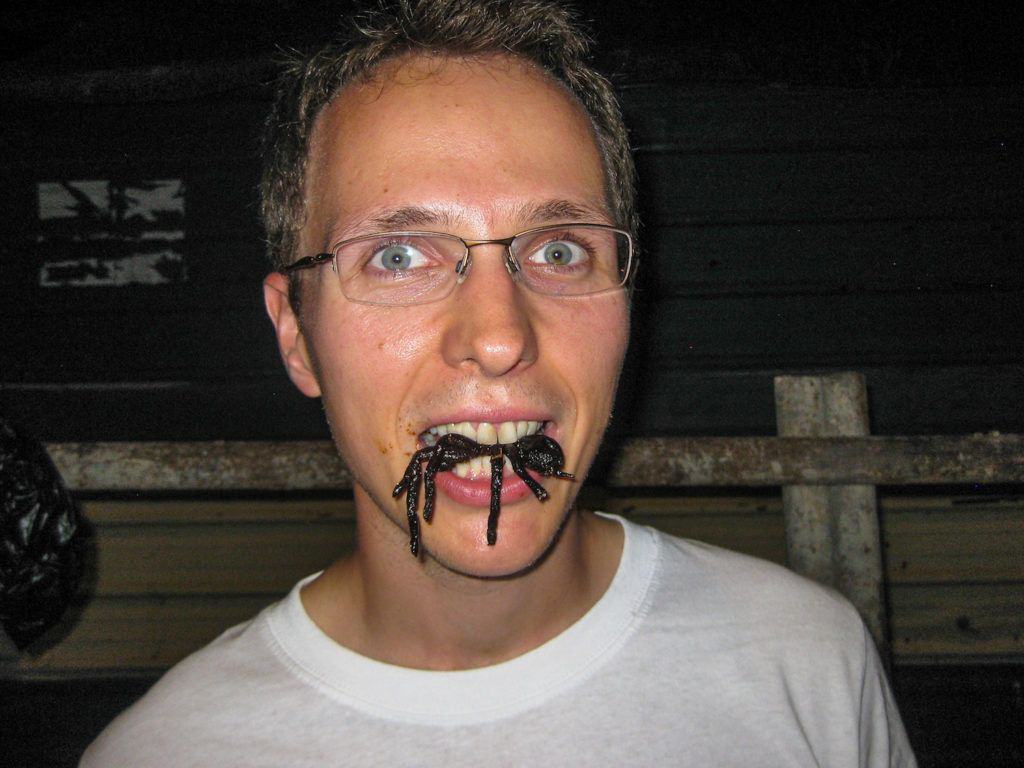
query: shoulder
80 608 284 767
615 520 917 766
636 521 868 654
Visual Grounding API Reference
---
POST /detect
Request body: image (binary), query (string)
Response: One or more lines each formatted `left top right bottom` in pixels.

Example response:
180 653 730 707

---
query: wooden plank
619 86 1022 152
608 435 1024 487
8 287 1021 383
618 508 787 565
81 498 356 524
92 521 352 595
44 434 1024 491
882 500 1024 584
889 583 1024 660
72 496 1024 598
0 99 268 163
611 495 1024 584
0 268 264 318
79 497 784 598
636 148 1022 224
7 364 1022 443
627 364 1024 438
644 219 1024 294
0 379 331 442
7 86 1016 161
599 494 783 518
10 595 271 674
83 494 785 522
645 291 1024 366
49 440 351 491
84 510 777 596
633 502 1024 586
2 306 277 383
0 60 274 104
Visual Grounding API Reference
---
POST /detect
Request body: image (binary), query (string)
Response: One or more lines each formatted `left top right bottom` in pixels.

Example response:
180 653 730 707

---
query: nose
441 243 538 377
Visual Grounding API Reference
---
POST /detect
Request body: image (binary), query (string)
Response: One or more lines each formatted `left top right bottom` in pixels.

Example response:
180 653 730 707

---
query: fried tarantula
392 432 575 556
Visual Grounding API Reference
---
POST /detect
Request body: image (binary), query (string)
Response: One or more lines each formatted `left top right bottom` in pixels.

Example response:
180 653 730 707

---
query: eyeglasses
282 223 634 306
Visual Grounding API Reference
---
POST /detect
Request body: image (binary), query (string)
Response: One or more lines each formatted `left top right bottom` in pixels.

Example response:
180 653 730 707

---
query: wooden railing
4 373 1022 672
46 432 1023 491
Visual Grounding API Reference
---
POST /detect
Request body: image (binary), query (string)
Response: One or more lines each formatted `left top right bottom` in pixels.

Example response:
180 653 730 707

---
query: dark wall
1 83 1021 441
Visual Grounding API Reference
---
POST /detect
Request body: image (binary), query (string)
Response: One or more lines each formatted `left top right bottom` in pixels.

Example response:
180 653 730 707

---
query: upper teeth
421 420 545 478
424 420 543 446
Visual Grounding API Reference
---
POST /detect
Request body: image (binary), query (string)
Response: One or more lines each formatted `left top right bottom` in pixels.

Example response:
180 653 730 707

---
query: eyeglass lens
333 225 630 306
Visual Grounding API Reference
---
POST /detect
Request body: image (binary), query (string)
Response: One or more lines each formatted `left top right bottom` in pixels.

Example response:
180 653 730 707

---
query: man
83 1 915 765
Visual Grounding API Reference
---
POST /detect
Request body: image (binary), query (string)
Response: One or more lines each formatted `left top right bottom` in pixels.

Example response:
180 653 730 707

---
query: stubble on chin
351 471 583 583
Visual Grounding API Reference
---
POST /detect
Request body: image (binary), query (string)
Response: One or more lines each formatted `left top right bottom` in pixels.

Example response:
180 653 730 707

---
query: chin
420 500 573 580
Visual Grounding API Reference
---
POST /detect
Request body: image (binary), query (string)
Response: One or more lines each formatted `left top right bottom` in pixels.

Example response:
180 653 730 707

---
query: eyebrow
362 206 457 231
511 199 610 224
358 199 610 234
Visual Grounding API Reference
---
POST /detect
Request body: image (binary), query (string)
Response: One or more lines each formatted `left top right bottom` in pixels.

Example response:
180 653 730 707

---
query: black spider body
392 431 574 555
504 434 575 501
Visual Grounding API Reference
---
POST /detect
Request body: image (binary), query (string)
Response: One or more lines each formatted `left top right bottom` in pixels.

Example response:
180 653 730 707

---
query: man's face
269 54 629 577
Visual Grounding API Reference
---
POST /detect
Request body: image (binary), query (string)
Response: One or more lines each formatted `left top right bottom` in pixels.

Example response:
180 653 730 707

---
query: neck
301 499 622 670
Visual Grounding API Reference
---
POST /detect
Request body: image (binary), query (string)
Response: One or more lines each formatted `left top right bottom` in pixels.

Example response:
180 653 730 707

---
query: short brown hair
260 0 637 283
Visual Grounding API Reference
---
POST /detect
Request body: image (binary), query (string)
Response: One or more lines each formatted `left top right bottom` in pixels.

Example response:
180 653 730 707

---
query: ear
263 272 322 398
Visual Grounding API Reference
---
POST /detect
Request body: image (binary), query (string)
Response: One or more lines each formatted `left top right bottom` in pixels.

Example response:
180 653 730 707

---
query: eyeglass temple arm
282 252 333 273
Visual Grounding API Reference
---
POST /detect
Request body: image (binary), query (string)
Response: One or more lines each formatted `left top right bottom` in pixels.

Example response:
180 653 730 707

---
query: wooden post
774 373 889 656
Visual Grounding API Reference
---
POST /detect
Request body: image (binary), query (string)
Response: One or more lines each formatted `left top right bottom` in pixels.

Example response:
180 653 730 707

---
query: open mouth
420 420 548 478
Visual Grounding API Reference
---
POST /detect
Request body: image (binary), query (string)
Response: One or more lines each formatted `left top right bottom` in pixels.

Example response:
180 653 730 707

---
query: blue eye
374 244 425 272
528 239 587 267
371 243 427 271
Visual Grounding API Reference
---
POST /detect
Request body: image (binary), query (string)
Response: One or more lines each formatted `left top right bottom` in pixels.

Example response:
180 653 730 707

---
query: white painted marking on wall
39 251 184 287
36 179 186 287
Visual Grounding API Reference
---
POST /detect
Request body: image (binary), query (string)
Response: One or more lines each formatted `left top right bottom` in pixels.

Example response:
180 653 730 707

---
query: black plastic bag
0 417 86 650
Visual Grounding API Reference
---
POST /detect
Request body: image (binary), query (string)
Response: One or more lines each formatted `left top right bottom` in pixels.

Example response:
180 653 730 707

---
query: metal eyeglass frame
281 222 635 305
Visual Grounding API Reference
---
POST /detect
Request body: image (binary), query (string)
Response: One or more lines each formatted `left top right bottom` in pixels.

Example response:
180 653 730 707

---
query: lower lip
432 467 535 507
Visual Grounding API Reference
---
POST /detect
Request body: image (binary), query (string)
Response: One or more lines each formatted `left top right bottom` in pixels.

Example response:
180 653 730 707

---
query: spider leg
392 446 436 497
422 437 481 522
487 454 504 545
405 460 423 557
507 446 550 501
422 453 443 523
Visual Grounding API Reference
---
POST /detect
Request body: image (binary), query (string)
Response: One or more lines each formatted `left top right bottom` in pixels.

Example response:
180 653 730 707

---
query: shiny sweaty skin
264 54 629 669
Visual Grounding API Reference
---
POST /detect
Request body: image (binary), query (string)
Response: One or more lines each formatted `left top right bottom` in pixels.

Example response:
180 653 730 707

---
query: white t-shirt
82 515 916 767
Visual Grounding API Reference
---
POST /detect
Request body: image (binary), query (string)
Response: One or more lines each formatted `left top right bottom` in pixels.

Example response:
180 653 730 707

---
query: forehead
303 54 608 242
